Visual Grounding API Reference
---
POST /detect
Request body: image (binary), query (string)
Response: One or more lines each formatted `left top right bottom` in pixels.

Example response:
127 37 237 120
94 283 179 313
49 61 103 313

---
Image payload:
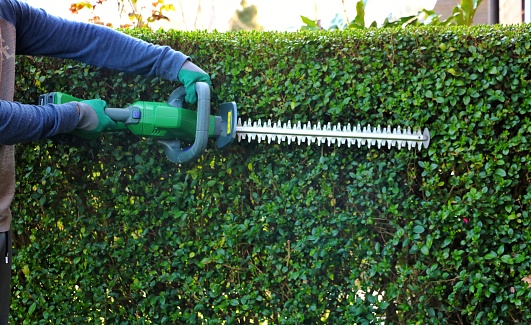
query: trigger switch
132 109 141 119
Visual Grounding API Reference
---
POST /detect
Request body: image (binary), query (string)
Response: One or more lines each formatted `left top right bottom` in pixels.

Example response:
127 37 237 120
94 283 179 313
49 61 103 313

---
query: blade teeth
236 118 428 150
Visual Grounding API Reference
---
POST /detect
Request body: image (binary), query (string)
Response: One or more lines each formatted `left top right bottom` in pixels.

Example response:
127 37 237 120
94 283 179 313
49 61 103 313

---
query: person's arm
0 1 210 145
0 100 78 145
10 0 189 80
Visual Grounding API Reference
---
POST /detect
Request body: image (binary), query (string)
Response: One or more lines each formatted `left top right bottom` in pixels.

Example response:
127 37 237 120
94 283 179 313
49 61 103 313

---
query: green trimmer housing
39 82 237 164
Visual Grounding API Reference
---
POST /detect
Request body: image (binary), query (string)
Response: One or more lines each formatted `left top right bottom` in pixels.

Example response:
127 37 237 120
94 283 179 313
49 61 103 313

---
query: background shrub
9 25 531 324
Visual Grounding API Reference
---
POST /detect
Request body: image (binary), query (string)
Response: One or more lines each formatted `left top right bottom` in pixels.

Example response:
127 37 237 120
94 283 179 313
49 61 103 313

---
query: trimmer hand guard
215 101 237 149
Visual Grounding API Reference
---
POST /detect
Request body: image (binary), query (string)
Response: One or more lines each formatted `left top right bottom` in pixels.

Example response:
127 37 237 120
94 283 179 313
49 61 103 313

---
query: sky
23 0 437 31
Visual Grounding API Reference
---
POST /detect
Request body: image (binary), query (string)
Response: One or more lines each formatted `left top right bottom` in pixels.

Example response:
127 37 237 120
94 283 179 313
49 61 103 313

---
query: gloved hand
72 99 118 139
177 60 211 104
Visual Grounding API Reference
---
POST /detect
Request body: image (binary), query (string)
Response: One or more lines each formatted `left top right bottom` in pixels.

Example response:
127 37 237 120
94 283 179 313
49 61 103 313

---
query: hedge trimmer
39 82 430 163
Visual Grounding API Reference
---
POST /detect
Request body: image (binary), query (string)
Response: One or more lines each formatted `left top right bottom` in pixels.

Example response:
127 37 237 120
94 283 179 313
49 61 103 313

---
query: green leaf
500 255 513 264
413 225 425 234
442 238 452 248
495 169 506 177
28 302 37 315
379 301 390 310
351 0 366 29
484 252 497 260
300 16 319 27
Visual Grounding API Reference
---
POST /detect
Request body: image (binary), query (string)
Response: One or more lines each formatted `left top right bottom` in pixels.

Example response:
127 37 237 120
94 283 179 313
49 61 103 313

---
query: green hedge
9 24 531 324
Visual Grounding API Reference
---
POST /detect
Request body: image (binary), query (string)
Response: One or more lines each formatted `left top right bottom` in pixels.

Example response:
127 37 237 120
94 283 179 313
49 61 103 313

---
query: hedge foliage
9 24 531 324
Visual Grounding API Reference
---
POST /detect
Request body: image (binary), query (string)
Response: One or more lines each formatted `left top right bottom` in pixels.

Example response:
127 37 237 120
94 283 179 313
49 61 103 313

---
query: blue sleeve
11 0 189 80
0 101 79 145
0 0 192 144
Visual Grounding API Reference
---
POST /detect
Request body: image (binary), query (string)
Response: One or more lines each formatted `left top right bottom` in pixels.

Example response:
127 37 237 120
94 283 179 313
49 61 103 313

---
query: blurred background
23 0 439 31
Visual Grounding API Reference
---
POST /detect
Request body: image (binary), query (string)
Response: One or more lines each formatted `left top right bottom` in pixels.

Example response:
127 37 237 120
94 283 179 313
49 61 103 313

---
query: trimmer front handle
158 82 210 164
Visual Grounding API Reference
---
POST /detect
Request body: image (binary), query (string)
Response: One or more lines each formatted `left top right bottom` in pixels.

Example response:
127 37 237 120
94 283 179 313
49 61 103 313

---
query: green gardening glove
71 99 118 140
177 60 211 104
